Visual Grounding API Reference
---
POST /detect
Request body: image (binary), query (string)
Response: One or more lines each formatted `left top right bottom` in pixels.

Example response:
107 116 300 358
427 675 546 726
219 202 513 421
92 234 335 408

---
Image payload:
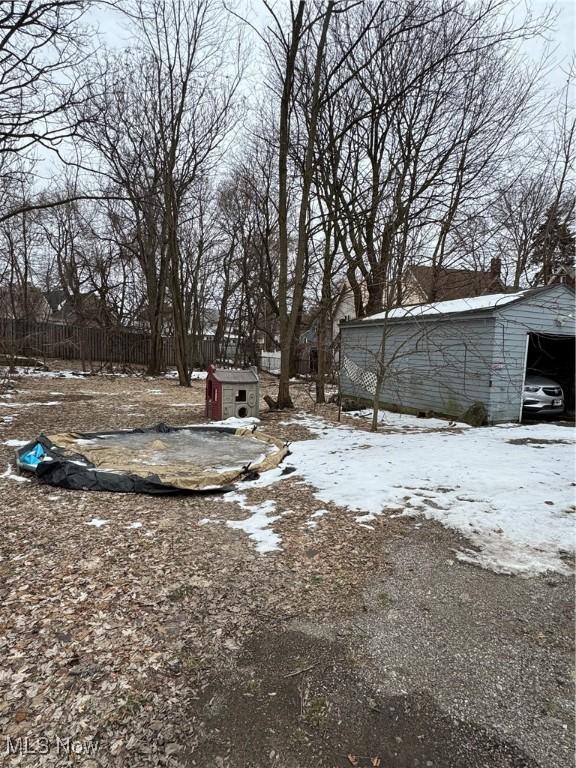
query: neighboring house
402 258 506 304
44 288 68 316
299 260 507 376
132 301 174 334
47 292 106 326
305 259 506 349
331 281 360 338
0 284 51 322
548 264 575 288
340 283 575 424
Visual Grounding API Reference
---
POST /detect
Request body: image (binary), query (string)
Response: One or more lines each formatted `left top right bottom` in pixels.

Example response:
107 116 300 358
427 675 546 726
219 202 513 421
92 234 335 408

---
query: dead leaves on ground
0 366 396 767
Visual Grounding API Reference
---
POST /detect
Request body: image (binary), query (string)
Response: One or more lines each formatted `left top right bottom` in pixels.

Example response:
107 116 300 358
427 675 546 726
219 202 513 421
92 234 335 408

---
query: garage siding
489 285 575 422
340 316 495 418
340 284 575 423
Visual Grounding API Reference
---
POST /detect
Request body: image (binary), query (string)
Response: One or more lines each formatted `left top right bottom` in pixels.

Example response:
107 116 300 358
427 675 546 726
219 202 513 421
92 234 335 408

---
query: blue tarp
18 442 46 469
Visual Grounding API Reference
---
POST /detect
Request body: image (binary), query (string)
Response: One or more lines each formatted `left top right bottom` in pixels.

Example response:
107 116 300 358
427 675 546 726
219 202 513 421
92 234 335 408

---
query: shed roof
210 367 258 384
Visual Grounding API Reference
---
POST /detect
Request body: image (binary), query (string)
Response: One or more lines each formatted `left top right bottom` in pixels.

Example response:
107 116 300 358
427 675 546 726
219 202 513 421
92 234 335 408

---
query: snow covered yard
277 413 575 576
201 408 575 576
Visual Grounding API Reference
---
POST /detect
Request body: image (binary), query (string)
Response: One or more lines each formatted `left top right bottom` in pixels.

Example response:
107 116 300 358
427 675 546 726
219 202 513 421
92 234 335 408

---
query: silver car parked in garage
523 374 565 416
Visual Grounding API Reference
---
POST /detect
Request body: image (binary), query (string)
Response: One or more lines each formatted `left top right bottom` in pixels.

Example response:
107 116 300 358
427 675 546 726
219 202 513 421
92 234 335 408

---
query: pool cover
16 423 289 494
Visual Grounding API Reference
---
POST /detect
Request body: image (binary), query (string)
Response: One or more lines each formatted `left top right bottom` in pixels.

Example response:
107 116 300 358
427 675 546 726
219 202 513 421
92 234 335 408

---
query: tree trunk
276 2 334 409
148 313 164 375
371 326 388 432
166 182 190 387
365 266 385 316
315 235 333 403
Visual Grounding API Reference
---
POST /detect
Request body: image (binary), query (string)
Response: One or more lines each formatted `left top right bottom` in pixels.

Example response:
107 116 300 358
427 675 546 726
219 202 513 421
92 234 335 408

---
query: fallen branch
282 662 318 678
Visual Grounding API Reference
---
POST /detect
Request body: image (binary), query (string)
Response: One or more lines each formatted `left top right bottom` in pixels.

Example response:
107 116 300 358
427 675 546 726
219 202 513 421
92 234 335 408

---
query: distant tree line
0 0 573 404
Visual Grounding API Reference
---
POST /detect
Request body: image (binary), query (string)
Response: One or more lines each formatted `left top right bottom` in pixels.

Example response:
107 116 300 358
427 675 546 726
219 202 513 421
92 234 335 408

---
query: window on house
235 389 247 402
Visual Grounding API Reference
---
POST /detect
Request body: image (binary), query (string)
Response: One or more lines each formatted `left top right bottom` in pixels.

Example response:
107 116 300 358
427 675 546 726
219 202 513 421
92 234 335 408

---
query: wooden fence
0 318 246 369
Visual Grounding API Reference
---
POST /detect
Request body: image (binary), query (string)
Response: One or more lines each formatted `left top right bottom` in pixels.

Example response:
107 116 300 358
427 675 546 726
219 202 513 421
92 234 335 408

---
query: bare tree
74 0 241 380
325 1 547 316
0 1 90 157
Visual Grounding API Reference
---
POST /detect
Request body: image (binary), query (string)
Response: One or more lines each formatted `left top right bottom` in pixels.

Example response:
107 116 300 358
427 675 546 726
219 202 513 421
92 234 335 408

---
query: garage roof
345 284 575 327
362 290 527 322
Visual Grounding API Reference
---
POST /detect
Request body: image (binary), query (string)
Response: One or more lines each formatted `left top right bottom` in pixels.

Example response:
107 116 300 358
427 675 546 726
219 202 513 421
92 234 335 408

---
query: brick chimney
490 257 501 279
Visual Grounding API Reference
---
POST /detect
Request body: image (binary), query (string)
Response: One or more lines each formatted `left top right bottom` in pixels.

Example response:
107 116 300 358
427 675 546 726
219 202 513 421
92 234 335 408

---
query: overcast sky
33 0 571 187
91 0 575 92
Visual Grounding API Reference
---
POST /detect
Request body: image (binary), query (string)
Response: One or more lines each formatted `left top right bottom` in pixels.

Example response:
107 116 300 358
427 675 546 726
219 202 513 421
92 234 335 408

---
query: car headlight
524 386 539 393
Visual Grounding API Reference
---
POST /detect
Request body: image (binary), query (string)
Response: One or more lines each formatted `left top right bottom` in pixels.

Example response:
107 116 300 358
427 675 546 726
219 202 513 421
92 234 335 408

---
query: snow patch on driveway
283 415 575 576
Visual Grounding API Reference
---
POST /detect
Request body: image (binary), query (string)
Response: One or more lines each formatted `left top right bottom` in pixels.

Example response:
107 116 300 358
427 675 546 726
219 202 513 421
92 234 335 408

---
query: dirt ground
0 365 573 768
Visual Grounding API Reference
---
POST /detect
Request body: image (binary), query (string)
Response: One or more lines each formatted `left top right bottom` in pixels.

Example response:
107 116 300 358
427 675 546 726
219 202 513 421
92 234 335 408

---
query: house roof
210 367 258 384
44 288 67 312
0 284 50 320
408 265 505 302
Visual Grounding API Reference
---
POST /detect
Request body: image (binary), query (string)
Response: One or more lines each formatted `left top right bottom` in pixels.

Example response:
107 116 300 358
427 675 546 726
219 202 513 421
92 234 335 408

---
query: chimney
490 257 501 279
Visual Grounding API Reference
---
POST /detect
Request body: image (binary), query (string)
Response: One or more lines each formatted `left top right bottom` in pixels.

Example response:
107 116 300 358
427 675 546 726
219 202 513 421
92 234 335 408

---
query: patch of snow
164 370 207 380
347 408 468 431
126 522 143 529
277 415 576 576
363 290 527 322
210 416 261 428
2 439 29 447
169 402 204 407
0 401 61 408
86 518 110 528
224 463 287 491
225 499 281 553
0 367 88 379
0 464 30 483
202 492 281 553
305 508 329 529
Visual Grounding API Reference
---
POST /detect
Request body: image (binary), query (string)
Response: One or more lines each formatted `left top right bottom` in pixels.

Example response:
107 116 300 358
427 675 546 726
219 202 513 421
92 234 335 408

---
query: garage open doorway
523 332 575 421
